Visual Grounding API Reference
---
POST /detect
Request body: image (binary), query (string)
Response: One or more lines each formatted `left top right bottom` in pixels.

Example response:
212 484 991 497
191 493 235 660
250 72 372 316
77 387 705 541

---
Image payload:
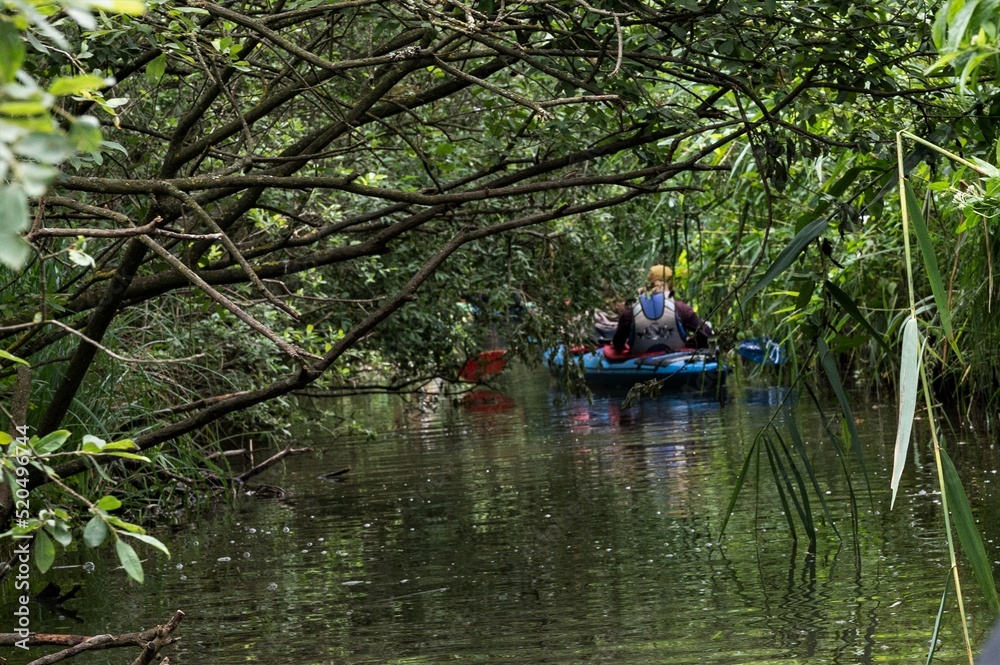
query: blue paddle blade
736 338 787 365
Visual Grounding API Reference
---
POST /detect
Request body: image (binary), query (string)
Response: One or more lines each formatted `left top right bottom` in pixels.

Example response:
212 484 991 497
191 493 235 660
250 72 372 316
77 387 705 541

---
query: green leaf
145 52 166 84
100 140 128 155
968 155 1000 178
903 181 956 348
718 437 759 541
48 522 72 547
101 439 137 450
34 529 55 573
95 495 122 511
115 539 144 583
0 237 31 270
101 451 150 461
825 165 863 198
794 278 816 311
0 432 12 445
824 280 894 357
0 349 29 366
958 52 992 95
18 162 56 197
941 446 1000 614
33 430 70 454
106 515 144 533
122 532 170 557
13 132 72 164
818 337 871 496
88 0 146 14
770 431 815 542
890 316 921 509
926 51 963 76
0 184 30 232
84 437 144 459
69 117 102 152
83 515 108 547
946 0 981 52
0 101 50 116
742 216 828 304
0 21 25 84
48 74 107 97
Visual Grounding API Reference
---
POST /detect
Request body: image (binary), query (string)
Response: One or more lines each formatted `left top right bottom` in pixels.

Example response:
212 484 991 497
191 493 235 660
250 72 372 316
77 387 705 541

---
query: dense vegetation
3 0 1000 655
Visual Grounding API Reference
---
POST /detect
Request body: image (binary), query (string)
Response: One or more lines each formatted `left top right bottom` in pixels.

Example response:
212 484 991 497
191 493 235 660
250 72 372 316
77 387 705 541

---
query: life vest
630 292 687 353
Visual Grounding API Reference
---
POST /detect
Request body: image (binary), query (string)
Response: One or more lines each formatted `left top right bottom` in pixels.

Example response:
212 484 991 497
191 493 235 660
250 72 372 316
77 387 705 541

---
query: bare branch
135 233 317 361
235 445 311 483
160 183 301 318
3 610 186 665
432 55 553 119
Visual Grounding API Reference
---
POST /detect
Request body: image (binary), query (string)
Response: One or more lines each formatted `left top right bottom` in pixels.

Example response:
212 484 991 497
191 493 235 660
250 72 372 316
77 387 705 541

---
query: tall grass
889 130 1000 664
717 127 1000 664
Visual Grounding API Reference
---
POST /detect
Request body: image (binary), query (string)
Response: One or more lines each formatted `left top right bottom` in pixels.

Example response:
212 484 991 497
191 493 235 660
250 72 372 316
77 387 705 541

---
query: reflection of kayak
460 349 508 381
545 344 727 392
460 389 516 411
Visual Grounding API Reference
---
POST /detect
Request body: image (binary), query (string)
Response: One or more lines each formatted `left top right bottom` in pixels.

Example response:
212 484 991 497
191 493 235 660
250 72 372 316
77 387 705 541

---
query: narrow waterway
9 367 1000 664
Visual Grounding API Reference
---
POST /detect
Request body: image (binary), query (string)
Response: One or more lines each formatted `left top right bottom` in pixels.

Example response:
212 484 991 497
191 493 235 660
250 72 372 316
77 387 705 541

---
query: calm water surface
9 367 1000 664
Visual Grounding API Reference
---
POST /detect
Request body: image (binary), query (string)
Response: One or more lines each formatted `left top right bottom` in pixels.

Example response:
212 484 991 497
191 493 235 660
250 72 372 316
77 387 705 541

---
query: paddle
735 337 787 365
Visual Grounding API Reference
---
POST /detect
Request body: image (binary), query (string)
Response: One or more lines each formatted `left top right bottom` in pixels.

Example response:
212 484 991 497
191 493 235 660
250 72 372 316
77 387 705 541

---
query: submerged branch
0 610 186 665
234 446 312 484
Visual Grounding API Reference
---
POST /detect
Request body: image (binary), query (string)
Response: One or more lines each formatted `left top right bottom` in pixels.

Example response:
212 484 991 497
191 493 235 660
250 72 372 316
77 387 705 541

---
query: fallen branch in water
0 610 184 664
234 446 311 484
319 467 350 479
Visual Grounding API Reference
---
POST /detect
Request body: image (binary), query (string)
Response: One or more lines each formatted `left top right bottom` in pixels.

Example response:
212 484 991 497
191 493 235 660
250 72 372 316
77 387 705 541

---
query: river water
8 367 1000 664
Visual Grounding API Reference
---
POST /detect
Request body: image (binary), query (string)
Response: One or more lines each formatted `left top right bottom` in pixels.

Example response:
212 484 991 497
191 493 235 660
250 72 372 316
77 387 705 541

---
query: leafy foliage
0 0 142 267
0 428 168 582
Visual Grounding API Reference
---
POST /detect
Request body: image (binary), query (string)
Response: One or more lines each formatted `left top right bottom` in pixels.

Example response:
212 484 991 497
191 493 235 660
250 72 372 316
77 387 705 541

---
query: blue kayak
545 344 727 392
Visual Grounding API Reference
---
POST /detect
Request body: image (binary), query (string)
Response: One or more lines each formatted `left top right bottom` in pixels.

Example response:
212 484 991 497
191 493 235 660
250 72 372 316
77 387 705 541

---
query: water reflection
4 368 995 664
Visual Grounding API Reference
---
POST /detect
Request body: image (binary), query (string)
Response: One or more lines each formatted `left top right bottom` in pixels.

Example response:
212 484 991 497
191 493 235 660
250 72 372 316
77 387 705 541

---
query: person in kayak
612 265 713 355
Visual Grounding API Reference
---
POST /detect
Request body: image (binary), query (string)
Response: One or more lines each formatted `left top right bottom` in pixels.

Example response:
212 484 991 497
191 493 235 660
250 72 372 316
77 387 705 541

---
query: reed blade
787 415 840 539
718 437 760 542
742 216 828 304
941 446 1000 614
926 571 951 665
890 315 921 510
763 436 798 541
772 429 816 543
903 180 957 350
824 280 894 357
818 337 871 499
